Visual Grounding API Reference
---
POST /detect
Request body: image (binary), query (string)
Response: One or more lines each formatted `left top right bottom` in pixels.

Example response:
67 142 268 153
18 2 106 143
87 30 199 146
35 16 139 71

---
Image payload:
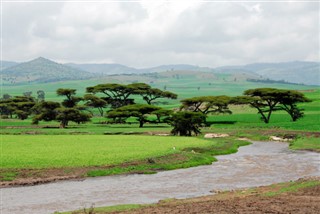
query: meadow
1 135 249 182
2 135 216 169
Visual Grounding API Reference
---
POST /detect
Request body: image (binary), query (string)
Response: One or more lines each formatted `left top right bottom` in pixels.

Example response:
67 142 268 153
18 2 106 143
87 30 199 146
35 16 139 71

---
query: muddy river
1 141 319 214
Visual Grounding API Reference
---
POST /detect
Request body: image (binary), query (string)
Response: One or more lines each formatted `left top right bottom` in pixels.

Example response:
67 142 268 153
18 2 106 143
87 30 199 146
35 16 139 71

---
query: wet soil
109 178 320 214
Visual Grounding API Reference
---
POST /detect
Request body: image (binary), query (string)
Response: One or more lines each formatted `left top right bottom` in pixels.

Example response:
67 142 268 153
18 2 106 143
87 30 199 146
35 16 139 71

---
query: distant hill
66 63 138 74
0 61 18 70
215 61 320 85
1 57 95 84
139 64 214 73
98 70 262 88
66 63 213 74
1 57 318 85
68 61 319 85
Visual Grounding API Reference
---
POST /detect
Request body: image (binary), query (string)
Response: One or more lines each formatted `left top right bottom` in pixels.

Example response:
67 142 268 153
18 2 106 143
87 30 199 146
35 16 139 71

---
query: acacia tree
152 109 173 123
138 87 177 105
32 101 61 124
2 94 11 100
87 83 177 108
107 104 161 127
0 98 15 118
180 96 232 115
55 88 91 128
84 94 108 116
278 90 311 121
86 83 142 108
37 90 45 102
0 96 36 119
56 108 91 128
168 112 206 136
12 97 36 120
242 88 311 123
57 88 82 108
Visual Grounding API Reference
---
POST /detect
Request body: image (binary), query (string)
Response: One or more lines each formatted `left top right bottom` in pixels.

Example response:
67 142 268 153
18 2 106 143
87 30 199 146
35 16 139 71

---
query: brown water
1 141 319 214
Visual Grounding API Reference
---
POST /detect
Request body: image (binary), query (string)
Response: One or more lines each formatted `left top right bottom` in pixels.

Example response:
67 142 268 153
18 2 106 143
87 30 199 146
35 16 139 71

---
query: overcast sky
1 0 319 68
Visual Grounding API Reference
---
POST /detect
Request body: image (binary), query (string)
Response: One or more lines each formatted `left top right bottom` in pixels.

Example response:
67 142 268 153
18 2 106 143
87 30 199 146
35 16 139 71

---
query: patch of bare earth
109 178 320 214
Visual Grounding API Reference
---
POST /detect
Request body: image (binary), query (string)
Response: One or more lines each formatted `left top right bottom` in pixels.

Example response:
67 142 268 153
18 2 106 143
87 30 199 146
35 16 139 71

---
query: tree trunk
98 108 104 117
139 119 144 128
255 107 269 123
60 120 67 128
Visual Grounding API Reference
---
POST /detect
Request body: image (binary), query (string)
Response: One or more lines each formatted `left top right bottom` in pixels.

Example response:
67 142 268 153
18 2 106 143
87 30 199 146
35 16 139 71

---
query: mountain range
1 57 319 85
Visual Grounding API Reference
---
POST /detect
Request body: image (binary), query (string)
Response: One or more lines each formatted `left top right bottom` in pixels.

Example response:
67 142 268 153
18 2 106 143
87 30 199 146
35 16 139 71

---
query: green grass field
2 135 217 169
1 135 249 182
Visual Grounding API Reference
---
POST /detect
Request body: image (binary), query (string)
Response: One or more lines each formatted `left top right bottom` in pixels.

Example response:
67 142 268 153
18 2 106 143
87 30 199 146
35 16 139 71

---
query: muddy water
1 141 319 214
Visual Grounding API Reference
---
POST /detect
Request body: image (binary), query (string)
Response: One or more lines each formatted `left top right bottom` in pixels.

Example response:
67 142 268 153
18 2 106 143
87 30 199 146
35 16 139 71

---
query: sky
1 0 319 68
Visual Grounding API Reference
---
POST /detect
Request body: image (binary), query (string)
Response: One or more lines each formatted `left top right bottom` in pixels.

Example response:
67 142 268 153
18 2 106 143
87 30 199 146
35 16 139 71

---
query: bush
168 112 206 136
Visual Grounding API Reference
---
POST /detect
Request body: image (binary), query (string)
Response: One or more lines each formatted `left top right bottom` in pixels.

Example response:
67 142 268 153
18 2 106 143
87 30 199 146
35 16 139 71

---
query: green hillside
1 57 95 84
1 70 317 105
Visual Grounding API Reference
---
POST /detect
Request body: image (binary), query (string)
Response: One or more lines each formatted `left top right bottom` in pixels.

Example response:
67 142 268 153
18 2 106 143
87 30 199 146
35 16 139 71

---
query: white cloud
2 1 319 67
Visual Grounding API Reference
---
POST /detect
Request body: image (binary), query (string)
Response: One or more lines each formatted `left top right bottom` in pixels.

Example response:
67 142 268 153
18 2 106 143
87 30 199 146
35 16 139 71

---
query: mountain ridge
1 57 319 85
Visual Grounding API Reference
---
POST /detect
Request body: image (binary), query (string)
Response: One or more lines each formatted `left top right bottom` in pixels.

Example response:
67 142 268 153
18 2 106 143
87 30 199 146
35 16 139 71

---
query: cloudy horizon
1 1 319 68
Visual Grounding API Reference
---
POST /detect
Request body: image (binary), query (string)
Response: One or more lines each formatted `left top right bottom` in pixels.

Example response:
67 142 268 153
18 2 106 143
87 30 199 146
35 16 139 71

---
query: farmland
2 135 219 169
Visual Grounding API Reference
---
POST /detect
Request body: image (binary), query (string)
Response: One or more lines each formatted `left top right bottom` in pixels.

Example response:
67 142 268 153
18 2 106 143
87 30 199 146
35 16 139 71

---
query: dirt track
109 178 320 214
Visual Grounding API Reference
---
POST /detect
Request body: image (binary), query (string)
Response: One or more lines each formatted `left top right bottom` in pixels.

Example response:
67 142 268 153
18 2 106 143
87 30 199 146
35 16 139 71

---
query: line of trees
0 86 311 135
0 83 178 129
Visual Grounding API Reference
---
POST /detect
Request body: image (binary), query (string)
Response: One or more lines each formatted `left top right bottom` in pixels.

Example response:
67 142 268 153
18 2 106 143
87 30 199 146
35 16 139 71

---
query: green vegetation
2 70 317 101
180 95 232 114
2 135 216 169
1 75 319 184
59 204 147 214
169 111 206 136
240 88 310 123
263 180 320 197
1 135 249 182
289 137 320 152
0 172 18 181
86 151 215 177
107 104 161 127
86 139 250 177
32 88 91 128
